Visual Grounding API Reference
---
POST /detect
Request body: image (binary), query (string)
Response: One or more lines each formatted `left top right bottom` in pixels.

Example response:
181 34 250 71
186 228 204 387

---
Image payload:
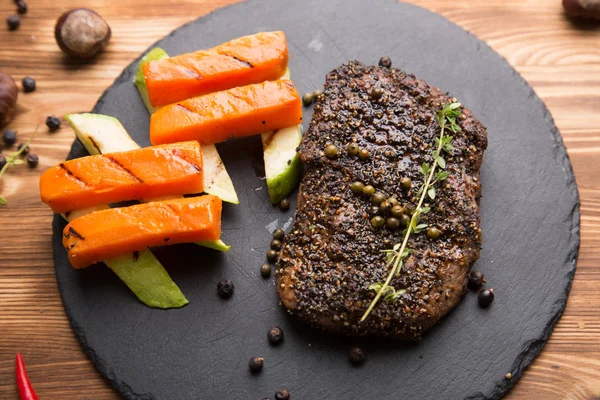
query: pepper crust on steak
276 61 487 340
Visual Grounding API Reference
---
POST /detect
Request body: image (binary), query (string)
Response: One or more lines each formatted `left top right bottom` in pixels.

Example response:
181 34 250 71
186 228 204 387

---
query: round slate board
52 0 580 399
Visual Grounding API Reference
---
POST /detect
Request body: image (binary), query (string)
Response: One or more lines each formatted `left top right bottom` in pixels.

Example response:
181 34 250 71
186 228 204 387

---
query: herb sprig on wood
0 139 31 205
360 102 462 322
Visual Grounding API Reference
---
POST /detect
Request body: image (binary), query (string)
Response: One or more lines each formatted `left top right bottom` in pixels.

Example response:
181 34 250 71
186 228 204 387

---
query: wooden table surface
0 0 599 398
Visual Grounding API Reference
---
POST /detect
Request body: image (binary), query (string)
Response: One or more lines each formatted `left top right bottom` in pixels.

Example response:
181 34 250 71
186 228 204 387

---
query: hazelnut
563 0 600 20
55 9 111 59
0 73 18 129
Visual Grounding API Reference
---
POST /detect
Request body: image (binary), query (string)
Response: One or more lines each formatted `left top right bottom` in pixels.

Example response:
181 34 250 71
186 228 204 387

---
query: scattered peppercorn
379 200 392 214
370 216 384 229
379 56 392 68
7 15 20 31
401 177 412 190
347 142 359 156
272 228 285 241
2 129 17 146
362 185 375 197
371 192 386 205
46 116 61 131
275 389 290 400
270 239 282 251
26 153 38 168
426 227 441 239
349 346 367 365
388 197 398 207
350 181 364 194
325 144 338 159
17 142 28 155
21 77 36 93
313 89 323 98
368 206 380 217
302 93 314 106
0 155 6 170
400 214 411 228
369 87 383 100
468 270 486 290
266 249 278 262
248 357 264 373
386 217 401 230
358 148 370 161
260 263 271 278
391 205 405 218
279 198 290 211
16 0 28 14
267 326 284 345
478 288 494 307
216 279 234 299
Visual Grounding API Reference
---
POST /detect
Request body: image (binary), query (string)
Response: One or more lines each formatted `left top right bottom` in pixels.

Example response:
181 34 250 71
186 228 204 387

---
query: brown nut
563 0 600 20
0 73 18 130
55 8 111 59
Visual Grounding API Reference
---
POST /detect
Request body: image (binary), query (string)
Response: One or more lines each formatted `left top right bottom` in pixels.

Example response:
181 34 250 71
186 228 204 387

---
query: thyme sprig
360 102 462 322
0 139 32 205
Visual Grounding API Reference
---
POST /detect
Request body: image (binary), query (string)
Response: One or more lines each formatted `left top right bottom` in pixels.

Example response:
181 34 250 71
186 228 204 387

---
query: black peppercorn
16 0 28 15
426 227 441 240
266 249 278 262
248 357 264 373
478 288 494 307
7 15 20 31
267 326 284 345
325 144 338 159
371 192 386 205
362 185 375 197
216 279 234 298
391 205 405 219
368 206 380 217
347 142 359 156
26 153 38 168
17 143 29 155
369 87 384 100
3 129 17 147
468 270 485 290
270 239 282 251
313 89 323 98
21 76 36 93
350 181 364 194
272 228 285 241
379 56 392 68
0 155 6 170
400 214 411 228
302 93 314 106
401 177 412 190
358 148 370 161
370 216 384 229
386 217 401 230
275 389 290 400
46 116 61 132
379 200 392 215
260 263 271 278
279 198 291 211
349 346 367 365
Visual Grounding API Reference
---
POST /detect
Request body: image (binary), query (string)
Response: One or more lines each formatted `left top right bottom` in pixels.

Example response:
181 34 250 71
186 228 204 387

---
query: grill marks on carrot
143 31 288 107
40 141 204 213
150 79 302 145
62 196 223 269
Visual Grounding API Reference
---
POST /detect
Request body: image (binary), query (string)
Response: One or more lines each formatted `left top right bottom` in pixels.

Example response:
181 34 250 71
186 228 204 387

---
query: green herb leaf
414 224 428 233
0 196 7 205
309 224 316 230
428 186 436 200
435 171 450 181
421 206 431 214
437 156 446 169
420 162 430 176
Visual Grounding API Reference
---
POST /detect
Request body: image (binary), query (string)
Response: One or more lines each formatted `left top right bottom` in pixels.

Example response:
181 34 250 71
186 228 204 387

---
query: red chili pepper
15 353 38 400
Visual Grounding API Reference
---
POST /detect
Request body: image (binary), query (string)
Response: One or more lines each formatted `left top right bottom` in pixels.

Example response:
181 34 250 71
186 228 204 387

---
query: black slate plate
52 0 580 399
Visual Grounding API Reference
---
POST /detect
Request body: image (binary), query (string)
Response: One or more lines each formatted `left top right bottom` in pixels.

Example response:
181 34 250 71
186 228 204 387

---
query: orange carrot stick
40 141 203 213
150 79 302 146
143 31 288 108
63 195 222 269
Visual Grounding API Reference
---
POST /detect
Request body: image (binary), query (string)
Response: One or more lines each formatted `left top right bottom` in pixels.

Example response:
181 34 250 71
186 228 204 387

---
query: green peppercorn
379 201 392 215
370 87 384 100
370 216 384 229
401 177 412 190
266 249 278 262
273 228 285 241
400 214 411 228
391 205 405 218
386 217 401 230
347 143 359 156
260 264 272 278
325 144 338 159
358 149 370 161
271 239 282 251
302 93 314 106
362 185 375 197
388 197 399 207
350 181 364 194
426 227 441 239
371 192 386 205
279 198 290 211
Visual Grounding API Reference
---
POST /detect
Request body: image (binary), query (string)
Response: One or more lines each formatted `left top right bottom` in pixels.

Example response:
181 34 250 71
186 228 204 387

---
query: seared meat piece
276 61 487 339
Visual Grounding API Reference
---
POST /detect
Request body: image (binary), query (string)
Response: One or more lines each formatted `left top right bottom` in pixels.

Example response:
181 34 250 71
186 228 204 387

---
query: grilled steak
276 61 487 339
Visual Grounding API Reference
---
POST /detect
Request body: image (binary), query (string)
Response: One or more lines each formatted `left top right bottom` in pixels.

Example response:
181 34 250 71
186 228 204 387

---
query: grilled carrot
143 31 288 108
150 79 302 145
40 141 203 213
63 195 222 269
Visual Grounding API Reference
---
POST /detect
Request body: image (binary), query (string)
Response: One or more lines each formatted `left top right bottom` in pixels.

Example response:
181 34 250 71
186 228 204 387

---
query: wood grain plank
1 0 599 399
